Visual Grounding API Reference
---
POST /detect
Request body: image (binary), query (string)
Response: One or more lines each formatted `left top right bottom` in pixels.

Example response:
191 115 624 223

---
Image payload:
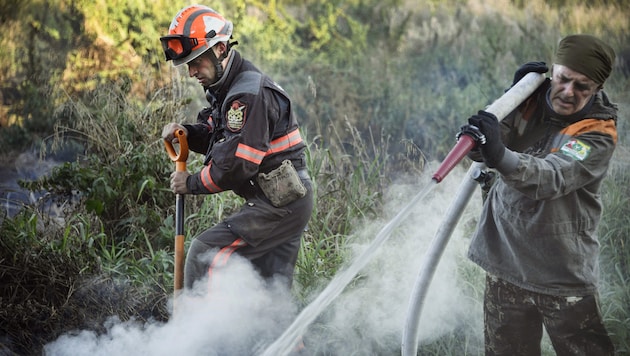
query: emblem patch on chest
560 139 591 161
226 100 247 132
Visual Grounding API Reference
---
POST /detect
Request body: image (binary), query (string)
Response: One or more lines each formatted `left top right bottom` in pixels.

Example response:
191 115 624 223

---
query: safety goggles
160 35 201 61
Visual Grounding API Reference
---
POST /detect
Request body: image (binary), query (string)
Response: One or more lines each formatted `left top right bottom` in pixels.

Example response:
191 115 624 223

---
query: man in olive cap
466 34 617 354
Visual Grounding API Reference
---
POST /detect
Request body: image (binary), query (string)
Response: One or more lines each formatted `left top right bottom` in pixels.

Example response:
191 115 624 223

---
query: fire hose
163 129 189 311
401 72 546 356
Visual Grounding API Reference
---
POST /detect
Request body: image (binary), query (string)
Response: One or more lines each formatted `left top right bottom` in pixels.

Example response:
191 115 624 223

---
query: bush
0 0 629 354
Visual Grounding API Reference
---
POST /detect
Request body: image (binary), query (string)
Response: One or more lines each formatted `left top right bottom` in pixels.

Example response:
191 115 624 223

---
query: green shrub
0 0 629 354
598 155 630 353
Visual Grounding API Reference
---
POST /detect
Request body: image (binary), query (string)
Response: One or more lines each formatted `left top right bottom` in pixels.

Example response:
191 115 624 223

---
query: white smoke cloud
44 165 485 355
291 165 486 354
44 255 298 355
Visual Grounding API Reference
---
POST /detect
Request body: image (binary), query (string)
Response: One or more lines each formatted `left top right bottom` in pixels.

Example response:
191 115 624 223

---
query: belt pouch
257 160 307 207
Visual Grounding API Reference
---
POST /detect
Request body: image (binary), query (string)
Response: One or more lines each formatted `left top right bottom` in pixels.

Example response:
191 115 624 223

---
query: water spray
431 124 486 183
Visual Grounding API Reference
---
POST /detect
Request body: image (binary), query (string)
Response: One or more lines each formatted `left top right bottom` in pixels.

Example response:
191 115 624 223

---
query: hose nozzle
432 124 486 183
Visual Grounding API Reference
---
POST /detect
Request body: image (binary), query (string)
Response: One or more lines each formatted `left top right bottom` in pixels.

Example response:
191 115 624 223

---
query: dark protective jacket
183 50 306 198
468 79 618 296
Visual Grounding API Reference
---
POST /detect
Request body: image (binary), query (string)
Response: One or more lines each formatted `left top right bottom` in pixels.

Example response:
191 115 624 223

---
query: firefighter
467 34 617 355
160 5 313 292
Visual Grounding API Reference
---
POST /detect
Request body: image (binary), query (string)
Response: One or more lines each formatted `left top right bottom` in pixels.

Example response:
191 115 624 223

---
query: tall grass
1 0 629 354
598 150 630 354
3 84 629 356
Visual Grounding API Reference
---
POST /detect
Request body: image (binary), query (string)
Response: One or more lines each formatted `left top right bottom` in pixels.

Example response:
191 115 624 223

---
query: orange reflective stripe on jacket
235 143 266 165
235 128 303 165
201 162 223 193
267 128 303 155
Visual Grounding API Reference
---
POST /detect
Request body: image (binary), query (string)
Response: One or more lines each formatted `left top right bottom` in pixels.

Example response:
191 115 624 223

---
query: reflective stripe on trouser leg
207 238 247 293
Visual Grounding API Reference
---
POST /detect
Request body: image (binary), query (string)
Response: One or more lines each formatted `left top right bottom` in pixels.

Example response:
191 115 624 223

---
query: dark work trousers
184 175 313 292
484 274 614 356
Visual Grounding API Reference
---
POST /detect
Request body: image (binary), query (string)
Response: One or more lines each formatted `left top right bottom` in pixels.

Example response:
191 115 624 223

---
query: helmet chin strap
208 41 237 83
205 41 238 92
208 50 225 81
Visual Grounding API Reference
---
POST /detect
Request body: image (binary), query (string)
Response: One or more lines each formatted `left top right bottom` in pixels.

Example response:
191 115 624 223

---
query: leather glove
512 61 548 86
467 110 505 169
170 171 191 194
162 123 188 143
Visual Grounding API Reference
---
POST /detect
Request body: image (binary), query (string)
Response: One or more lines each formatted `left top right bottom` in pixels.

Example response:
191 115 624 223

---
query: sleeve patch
560 139 591 161
226 100 246 132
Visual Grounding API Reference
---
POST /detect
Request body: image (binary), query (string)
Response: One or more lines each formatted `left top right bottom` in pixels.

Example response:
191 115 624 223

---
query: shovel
164 129 189 305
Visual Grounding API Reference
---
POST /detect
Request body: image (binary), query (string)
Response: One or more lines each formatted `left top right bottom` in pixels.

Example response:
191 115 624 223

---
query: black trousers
484 274 614 356
184 176 313 291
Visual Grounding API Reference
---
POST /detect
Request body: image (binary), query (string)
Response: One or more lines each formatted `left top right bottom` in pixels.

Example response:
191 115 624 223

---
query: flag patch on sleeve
560 139 591 161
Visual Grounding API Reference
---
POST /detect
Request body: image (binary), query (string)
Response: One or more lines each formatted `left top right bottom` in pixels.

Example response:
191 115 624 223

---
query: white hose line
400 72 546 356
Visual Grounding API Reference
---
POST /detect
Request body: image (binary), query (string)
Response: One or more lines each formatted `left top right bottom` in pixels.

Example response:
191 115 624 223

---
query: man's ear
216 42 227 56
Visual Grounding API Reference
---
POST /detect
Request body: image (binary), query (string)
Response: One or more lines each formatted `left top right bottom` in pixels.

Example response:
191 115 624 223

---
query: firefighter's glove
512 61 548 86
170 171 191 194
162 123 188 143
467 111 505 169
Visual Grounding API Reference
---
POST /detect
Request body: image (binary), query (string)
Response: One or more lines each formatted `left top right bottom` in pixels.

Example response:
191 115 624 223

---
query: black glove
467 110 505 168
512 61 548 86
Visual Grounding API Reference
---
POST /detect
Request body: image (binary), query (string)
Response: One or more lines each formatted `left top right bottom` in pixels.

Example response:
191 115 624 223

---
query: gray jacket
468 80 618 296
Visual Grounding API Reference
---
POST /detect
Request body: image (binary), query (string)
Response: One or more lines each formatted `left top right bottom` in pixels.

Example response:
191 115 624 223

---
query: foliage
597 155 630 353
3 0 629 155
0 209 97 354
295 122 395 299
19 84 173 246
0 0 629 354
0 208 168 355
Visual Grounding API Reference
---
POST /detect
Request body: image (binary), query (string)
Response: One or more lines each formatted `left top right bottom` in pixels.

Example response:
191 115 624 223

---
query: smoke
44 255 298 355
297 165 485 354
44 166 484 355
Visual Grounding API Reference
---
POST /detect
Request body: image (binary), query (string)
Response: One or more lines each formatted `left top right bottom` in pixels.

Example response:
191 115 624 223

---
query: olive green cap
555 34 616 84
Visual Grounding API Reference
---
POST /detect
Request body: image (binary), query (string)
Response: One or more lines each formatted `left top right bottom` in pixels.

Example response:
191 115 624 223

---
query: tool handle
164 128 189 300
164 128 189 171
174 234 185 292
